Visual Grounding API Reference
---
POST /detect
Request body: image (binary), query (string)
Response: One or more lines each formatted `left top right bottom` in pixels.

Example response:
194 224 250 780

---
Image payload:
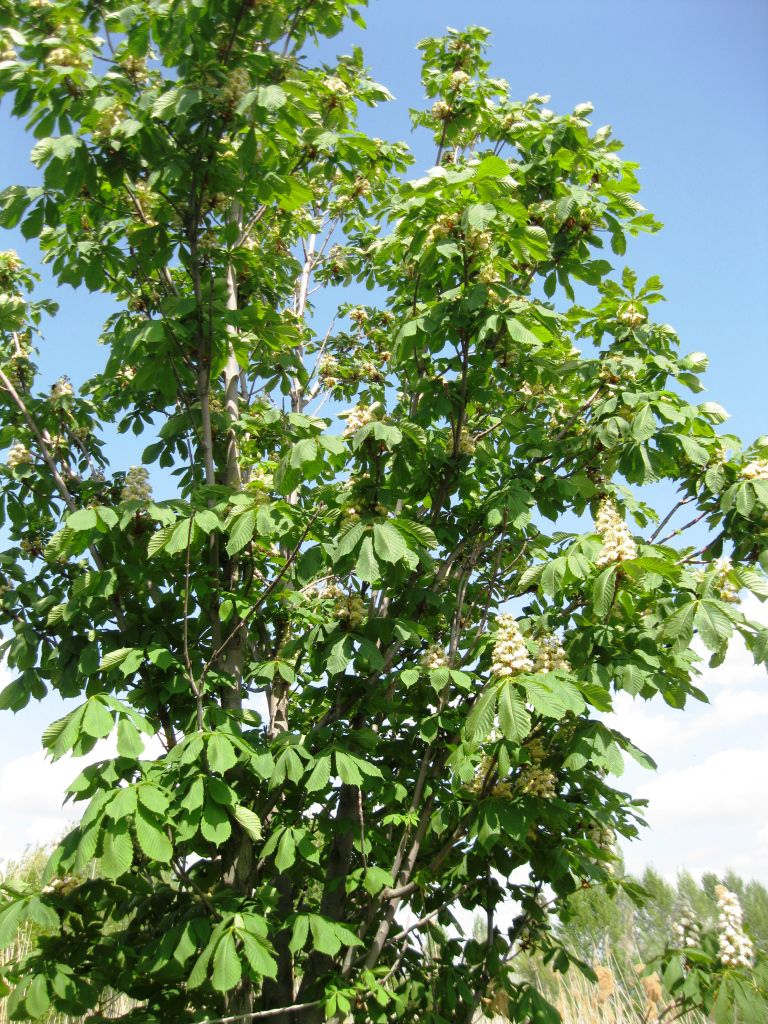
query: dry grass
476 958 709 1024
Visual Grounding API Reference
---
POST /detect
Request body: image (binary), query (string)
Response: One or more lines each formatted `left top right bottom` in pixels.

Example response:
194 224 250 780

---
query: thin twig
649 494 695 544
194 1000 323 1024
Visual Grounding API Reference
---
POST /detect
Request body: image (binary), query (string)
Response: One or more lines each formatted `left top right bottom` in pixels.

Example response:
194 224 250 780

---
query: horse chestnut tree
0 2 766 1022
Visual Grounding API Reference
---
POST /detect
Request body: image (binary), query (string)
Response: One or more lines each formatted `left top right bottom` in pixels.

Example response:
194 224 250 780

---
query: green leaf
735 566 768 598
238 930 278 979
466 684 498 742
201 799 232 846
506 317 541 349
335 750 363 786
117 718 144 758
475 155 510 179
290 438 318 467
66 508 98 531
355 536 380 583
289 915 310 955
308 914 342 956
81 698 114 739
135 807 173 863
147 524 174 557
332 521 365 561
524 679 567 719
99 647 141 672
464 203 496 230
188 937 215 990
212 931 241 993
363 866 394 896
232 805 262 841
305 755 332 793
593 564 618 619
226 509 257 556
207 733 238 774
101 823 134 879
498 684 530 742
25 975 50 1019
274 828 296 872
393 518 437 549
662 602 696 650
0 899 28 947
694 600 733 650
373 521 408 563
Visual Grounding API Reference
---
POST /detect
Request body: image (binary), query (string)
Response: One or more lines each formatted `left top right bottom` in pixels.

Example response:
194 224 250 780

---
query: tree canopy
0 2 766 1022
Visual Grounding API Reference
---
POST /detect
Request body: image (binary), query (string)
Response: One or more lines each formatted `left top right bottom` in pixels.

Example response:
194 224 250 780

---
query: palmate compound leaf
497 683 530 742
42 704 87 759
592 563 618 619
207 732 238 774
465 682 499 742
355 535 380 582
116 718 145 758
134 806 173 863
100 822 134 879
81 697 114 739
694 599 733 651
226 508 257 556
232 805 262 841
308 914 362 956
305 754 332 792
212 931 242 993
0 899 30 948
201 798 232 845
237 929 278 979
372 521 409 563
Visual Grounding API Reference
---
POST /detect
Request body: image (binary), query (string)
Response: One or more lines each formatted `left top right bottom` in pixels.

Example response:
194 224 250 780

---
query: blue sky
1 1 768 881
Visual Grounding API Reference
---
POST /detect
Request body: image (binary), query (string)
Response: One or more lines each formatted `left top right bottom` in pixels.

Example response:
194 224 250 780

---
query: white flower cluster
595 497 637 567
46 46 87 69
533 634 570 673
618 304 645 327
421 645 448 671
713 557 740 604
466 753 494 796
466 227 492 252
324 76 349 96
742 458 768 480
7 442 33 468
119 55 148 81
51 375 74 398
586 822 616 861
317 353 339 387
348 306 368 327
519 765 557 799
116 366 136 388
456 432 476 456
41 875 78 896
335 593 365 630
672 904 700 948
525 738 547 762
222 68 250 106
343 405 374 436
425 212 458 246
92 104 125 142
431 100 452 120
490 613 533 676
449 70 470 89
121 465 152 502
477 265 501 285
715 885 754 968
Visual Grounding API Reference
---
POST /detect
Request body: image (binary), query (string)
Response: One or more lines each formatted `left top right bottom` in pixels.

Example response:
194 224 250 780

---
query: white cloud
636 745 768 823
0 734 162 866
